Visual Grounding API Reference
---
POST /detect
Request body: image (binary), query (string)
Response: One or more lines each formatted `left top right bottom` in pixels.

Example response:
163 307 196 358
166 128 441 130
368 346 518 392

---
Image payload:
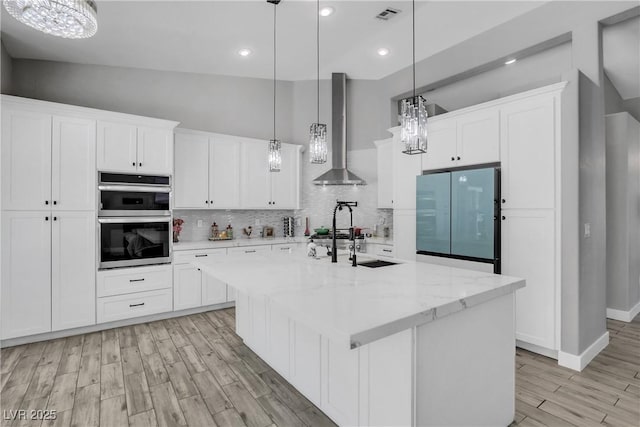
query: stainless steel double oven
98 172 172 269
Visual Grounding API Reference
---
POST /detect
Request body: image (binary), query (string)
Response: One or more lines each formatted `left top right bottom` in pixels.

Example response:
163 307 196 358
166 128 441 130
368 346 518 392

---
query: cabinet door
376 139 394 208
267 304 290 376
321 337 360 427
52 116 96 211
456 108 500 167
240 140 271 209
270 143 300 209
501 210 556 350
173 264 202 311
202 272 228 306
393 210 417 261
174 133 210 208
1 110 52 210
290 321 321 403
500 96 556 209
97 121 137 173
137 127 173 174
422 118 457 171
392 140 423 210
209 137 241 208
1 212 52 339
52 211 96 331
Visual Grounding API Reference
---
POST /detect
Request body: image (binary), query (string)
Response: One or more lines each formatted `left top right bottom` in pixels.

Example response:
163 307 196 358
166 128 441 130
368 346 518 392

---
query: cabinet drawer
376 245 395 258
97 288 172 323
173 248 227 264
272 243 299 253
227 245 271 255
97 265 172 297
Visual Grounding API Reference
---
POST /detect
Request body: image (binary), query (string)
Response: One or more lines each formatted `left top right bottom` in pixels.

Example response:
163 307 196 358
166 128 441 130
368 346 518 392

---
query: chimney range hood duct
312 73 366 185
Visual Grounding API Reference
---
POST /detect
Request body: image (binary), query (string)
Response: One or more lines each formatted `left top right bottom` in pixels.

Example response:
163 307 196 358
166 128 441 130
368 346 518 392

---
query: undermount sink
358 260 398 268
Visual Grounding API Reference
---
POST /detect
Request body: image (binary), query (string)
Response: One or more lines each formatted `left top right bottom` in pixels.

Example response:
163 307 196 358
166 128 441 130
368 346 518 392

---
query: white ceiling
0 0 546 81
603 16 640 100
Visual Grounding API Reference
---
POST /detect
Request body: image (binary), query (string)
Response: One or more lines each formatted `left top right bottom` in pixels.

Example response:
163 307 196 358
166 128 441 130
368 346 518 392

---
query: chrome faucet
332 201 358 266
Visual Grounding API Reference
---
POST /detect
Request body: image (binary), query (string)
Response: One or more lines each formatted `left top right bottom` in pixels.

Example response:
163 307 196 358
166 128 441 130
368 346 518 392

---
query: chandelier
3 0 98 39
401 0 427 155
309 0 327 164
268 0 281 172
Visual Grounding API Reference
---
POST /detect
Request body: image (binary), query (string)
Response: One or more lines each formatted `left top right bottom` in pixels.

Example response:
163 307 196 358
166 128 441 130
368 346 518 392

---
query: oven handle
98 216 171 224
98 185 171 193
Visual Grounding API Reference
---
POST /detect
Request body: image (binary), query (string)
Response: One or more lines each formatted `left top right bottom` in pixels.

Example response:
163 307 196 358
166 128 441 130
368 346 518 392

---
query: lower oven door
99 216 172 269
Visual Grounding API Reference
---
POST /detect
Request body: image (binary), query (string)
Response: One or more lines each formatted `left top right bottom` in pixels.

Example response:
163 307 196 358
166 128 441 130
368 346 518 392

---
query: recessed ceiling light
238 48 252 57
505 58 517 65
377 48 390 56
319 6 334 17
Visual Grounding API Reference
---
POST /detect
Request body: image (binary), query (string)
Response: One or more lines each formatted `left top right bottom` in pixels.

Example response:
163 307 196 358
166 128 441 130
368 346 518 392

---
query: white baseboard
516 340 558 359
606 301 640 322
558 331 609 372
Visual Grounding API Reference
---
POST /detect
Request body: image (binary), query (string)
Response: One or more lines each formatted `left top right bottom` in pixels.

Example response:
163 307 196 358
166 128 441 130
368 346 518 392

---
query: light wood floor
0 309 638 427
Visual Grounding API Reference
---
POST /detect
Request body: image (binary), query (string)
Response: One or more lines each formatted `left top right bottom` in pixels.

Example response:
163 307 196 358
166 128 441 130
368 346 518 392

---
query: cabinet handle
268 201 272 205
383 249 392 252
195 254 208 257
457 156 461 160
45 200 49 205
129 278 145 282
132 162 136 166
197 268 201 271
502 216 506 220
501 199 506 203
245 250 256 253
280 247 290 250
53 216 57 221
129 302 145 307
45 216 49 221
205 201 209 204
451 157 455 161
210 200 213 205
53 200 57 205
139 162 142 167
272 201 275 205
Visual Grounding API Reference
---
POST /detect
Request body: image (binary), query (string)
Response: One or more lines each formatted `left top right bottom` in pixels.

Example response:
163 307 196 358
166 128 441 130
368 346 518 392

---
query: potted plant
173 218 184 242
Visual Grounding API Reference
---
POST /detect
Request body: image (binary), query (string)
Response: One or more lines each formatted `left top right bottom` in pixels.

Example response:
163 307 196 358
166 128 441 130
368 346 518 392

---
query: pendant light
268 0 282 172
400 0 427 155
3 0 98 39
309 0 327 164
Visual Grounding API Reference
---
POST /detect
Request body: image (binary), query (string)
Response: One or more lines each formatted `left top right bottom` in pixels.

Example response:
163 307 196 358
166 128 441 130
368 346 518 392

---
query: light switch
584 223 591 238
197 220 203 228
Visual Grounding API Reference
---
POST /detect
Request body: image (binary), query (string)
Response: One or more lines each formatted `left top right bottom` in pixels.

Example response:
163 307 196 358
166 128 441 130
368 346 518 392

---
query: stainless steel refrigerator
416 164 501 273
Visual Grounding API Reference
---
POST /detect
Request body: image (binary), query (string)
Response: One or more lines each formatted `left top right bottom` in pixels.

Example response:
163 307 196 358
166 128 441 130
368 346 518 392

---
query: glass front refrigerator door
416 172 451 254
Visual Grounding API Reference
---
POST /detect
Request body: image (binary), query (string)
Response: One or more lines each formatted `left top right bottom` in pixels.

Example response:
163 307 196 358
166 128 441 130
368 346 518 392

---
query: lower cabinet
173 248 231 311
97 288 173 323
1 211 95 340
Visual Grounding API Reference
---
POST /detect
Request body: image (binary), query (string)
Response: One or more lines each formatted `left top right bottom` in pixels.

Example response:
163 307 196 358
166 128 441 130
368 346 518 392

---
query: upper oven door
99 185 171 216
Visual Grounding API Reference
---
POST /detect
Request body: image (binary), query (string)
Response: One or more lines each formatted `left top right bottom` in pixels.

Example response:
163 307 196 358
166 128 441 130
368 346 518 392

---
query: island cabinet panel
415 293 515 426
248 294 268 356
266 304 291 377
290 322 321 403
320 337 360 427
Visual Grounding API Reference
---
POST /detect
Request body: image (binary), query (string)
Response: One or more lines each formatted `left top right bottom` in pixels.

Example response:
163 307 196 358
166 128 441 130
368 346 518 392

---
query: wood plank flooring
1 309 638 427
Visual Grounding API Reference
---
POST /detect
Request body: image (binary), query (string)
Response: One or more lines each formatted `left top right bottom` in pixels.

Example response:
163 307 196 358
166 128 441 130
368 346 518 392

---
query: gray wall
1 41 13 95
10 59 295 143
604 72 640 122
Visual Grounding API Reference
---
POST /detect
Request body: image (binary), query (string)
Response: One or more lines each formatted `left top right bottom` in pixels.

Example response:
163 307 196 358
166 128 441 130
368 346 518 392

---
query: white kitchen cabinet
501 210 556 350
51 211 96 331
290 321 322 403
455 108 500 167
367 243 394 258
240 140 301 209
392 140 423 210
393 210 416 261
1 212 52 339
500 95 556 210
97 288 173 324
421 118 457 171
321 337 360 427
98 121 173 174
1 110 52 211
227 245 272 255
374 138 394 208
52 116 97 211
267 304 291 376
202 273 228 306
174 264 203 310
209 136 241 208
174 131 241 209
98 264 173 297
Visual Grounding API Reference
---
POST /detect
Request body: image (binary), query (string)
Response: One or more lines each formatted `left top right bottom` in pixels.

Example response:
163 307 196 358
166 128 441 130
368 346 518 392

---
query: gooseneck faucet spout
331 201 358 264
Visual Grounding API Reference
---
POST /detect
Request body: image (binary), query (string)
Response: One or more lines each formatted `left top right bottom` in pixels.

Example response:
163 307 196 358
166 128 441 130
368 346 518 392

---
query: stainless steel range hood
312 73 366 185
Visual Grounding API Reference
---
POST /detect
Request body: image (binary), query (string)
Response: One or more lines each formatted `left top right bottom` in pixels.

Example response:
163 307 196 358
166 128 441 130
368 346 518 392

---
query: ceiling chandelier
401 0 427 155
309 0 327 164
268 0 281 172
3 0 98 39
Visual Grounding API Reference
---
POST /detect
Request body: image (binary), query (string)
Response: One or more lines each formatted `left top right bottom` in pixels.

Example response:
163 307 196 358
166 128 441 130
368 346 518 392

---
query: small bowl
314 227 329 235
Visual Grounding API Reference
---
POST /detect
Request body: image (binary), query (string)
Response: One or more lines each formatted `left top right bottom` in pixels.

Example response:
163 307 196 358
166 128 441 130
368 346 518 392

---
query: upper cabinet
374 138 394 208
240 139 301 209
2 110 96 211
97 121 174 175
174 130 241 209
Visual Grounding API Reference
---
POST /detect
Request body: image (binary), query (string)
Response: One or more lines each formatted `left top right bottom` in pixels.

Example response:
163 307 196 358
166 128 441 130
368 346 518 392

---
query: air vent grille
375 7 400 20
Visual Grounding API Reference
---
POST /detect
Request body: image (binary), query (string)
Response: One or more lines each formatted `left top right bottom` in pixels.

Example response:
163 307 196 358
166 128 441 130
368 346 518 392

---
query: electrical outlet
584 223 591 238
197 220 203 228
296 218 302 226
255 218 261 226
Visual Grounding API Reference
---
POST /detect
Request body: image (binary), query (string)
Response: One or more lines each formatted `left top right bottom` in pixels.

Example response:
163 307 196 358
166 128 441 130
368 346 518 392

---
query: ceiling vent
375 7 401 20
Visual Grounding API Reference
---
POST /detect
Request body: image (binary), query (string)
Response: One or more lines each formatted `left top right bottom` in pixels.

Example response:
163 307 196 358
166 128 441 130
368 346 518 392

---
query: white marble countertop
194 249 525 349
173 237 305 251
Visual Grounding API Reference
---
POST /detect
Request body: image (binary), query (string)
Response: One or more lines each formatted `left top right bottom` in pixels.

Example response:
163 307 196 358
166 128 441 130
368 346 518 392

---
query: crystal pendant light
268 0 281 172
309 0 327 164
401 0 427 155
3 0 98 39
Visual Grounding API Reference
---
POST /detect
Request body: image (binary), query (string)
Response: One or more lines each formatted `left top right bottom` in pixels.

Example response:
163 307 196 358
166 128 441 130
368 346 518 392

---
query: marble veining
194 249 525 348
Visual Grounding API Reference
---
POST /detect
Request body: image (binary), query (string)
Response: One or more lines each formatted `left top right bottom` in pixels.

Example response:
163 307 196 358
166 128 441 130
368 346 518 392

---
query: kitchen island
195 250 525 426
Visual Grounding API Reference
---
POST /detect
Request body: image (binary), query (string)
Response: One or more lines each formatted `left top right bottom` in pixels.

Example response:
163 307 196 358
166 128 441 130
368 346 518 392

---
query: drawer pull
280 247 290 250
195 254 208 257
129 278 145 283
383 249 392 252
245 250 256 253
129 302 145 308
